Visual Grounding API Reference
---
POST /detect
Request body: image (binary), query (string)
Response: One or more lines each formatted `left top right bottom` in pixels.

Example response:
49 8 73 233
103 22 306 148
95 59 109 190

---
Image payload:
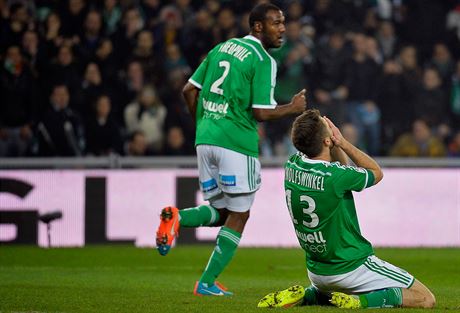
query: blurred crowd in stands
1 0 460 158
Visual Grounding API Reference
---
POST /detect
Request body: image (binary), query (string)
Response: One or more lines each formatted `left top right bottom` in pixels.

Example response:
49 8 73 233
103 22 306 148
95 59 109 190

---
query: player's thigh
196 145 222 200
308 255 415 294
222 193 255 233
402 279 436 308
214 146 261 194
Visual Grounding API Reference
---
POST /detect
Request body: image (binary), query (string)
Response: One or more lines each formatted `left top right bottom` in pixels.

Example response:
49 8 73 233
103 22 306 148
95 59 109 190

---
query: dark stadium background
0 0 460 157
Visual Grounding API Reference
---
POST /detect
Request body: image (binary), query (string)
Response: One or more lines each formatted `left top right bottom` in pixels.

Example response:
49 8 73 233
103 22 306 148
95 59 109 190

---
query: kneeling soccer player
258 110 435 309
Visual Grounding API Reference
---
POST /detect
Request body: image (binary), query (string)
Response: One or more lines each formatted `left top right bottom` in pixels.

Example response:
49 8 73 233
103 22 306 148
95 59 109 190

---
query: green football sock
359 288 403 308
303 285 331 306
303 285 319 305
199 226 241 284
178 205 220 227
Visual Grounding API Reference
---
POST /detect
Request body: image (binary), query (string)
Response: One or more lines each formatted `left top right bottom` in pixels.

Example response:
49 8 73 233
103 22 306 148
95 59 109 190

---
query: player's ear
253 21 263 33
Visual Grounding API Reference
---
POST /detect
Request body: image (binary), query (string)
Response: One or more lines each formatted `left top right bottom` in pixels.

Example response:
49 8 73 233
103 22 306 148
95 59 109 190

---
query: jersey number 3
285 189 319 228
210 61 230 95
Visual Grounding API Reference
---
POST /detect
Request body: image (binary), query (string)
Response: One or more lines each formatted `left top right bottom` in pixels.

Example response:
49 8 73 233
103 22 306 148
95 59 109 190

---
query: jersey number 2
285 189 319 228
210 61 230 95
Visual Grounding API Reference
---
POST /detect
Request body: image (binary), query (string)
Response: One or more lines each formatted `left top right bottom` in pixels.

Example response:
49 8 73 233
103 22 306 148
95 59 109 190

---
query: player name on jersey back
285 167 325 191
218 41 252 61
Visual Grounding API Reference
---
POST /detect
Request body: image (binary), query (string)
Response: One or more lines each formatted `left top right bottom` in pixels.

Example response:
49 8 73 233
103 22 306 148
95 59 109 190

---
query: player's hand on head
290 89 307 113
324 116 345 147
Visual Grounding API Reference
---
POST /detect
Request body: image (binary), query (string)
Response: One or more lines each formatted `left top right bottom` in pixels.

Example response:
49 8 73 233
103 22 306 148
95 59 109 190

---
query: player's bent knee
403 280 436 309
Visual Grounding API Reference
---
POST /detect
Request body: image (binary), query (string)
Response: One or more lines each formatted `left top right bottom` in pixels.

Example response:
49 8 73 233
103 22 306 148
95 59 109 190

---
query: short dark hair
291 109 328 158
249 3 281 28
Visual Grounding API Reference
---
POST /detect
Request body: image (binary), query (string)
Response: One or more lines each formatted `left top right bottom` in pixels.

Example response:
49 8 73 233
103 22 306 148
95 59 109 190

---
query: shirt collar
298 152 330 165
244 35 262 45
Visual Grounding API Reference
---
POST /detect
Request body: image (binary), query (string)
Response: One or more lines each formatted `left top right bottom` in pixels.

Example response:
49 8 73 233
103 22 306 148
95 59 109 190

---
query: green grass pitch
0 246 459 313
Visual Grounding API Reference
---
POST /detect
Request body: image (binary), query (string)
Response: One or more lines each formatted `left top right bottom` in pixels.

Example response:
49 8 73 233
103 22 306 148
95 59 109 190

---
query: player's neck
248 32 268 49
311 149 332 162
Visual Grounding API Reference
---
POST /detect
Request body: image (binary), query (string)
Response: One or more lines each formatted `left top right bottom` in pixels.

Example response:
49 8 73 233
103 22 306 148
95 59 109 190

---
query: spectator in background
161 68 194 145
164 43 190 73
0 45 36 156
41 11 64 57
390 119 446 157
174 0 194 23
339 122 360 163
0 3 31 51
341 122 359 146
413 67 449 128
212 7 238 45
103 0 122 36
344 32 381 155
22 30 45 76
61 0 87 38
447 130 460 157
157 5 182 47
312 29 349 126
77 10 103 64
124 85 166 153
95 38 119 84
119 60 144 111
362 8 379 36
85 94 123 155
428 42 454 87
365 36 383 65
131 29 164 86
377 59 407 154
237 11 250 37
74 62 106 120
181 9 214 69
38 84 84 156
139 0 161 29
125 130 150 156
202 0 221 16
47 45 80 98
286 0 304 21
376 20 398 60
163 126 194 155
397 45 422 121
111 7 144 62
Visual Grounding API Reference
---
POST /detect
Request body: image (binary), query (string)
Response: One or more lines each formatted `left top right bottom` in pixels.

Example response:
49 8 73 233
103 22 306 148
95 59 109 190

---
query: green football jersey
189 35 277 157
284 152 376 275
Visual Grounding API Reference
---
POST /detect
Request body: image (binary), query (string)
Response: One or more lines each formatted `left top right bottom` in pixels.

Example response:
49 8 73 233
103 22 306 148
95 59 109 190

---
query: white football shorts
308 255 415 294
196 144 261 212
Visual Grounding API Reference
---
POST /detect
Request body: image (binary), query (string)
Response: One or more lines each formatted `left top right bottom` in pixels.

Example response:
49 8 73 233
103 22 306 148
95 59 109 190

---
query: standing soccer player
258 109 436 309
155 3 306 296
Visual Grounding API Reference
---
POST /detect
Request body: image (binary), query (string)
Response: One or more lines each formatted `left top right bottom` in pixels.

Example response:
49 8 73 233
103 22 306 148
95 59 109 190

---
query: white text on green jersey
285 167 325 191
218 41 251 61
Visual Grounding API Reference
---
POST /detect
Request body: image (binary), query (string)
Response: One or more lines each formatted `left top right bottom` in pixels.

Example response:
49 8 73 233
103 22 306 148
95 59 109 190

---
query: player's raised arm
324 116 383 184
253 89 307 121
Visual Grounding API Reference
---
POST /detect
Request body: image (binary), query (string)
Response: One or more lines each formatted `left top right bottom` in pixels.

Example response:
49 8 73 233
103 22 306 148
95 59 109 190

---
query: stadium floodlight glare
39 211 62 248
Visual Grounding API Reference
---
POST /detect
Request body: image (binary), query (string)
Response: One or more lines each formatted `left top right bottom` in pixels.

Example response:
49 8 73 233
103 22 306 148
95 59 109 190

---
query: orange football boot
156 206 180 256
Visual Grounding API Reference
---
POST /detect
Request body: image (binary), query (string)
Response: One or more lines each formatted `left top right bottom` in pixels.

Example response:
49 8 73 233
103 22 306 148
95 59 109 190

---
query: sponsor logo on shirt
202 98 229 120
296 229 328 254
